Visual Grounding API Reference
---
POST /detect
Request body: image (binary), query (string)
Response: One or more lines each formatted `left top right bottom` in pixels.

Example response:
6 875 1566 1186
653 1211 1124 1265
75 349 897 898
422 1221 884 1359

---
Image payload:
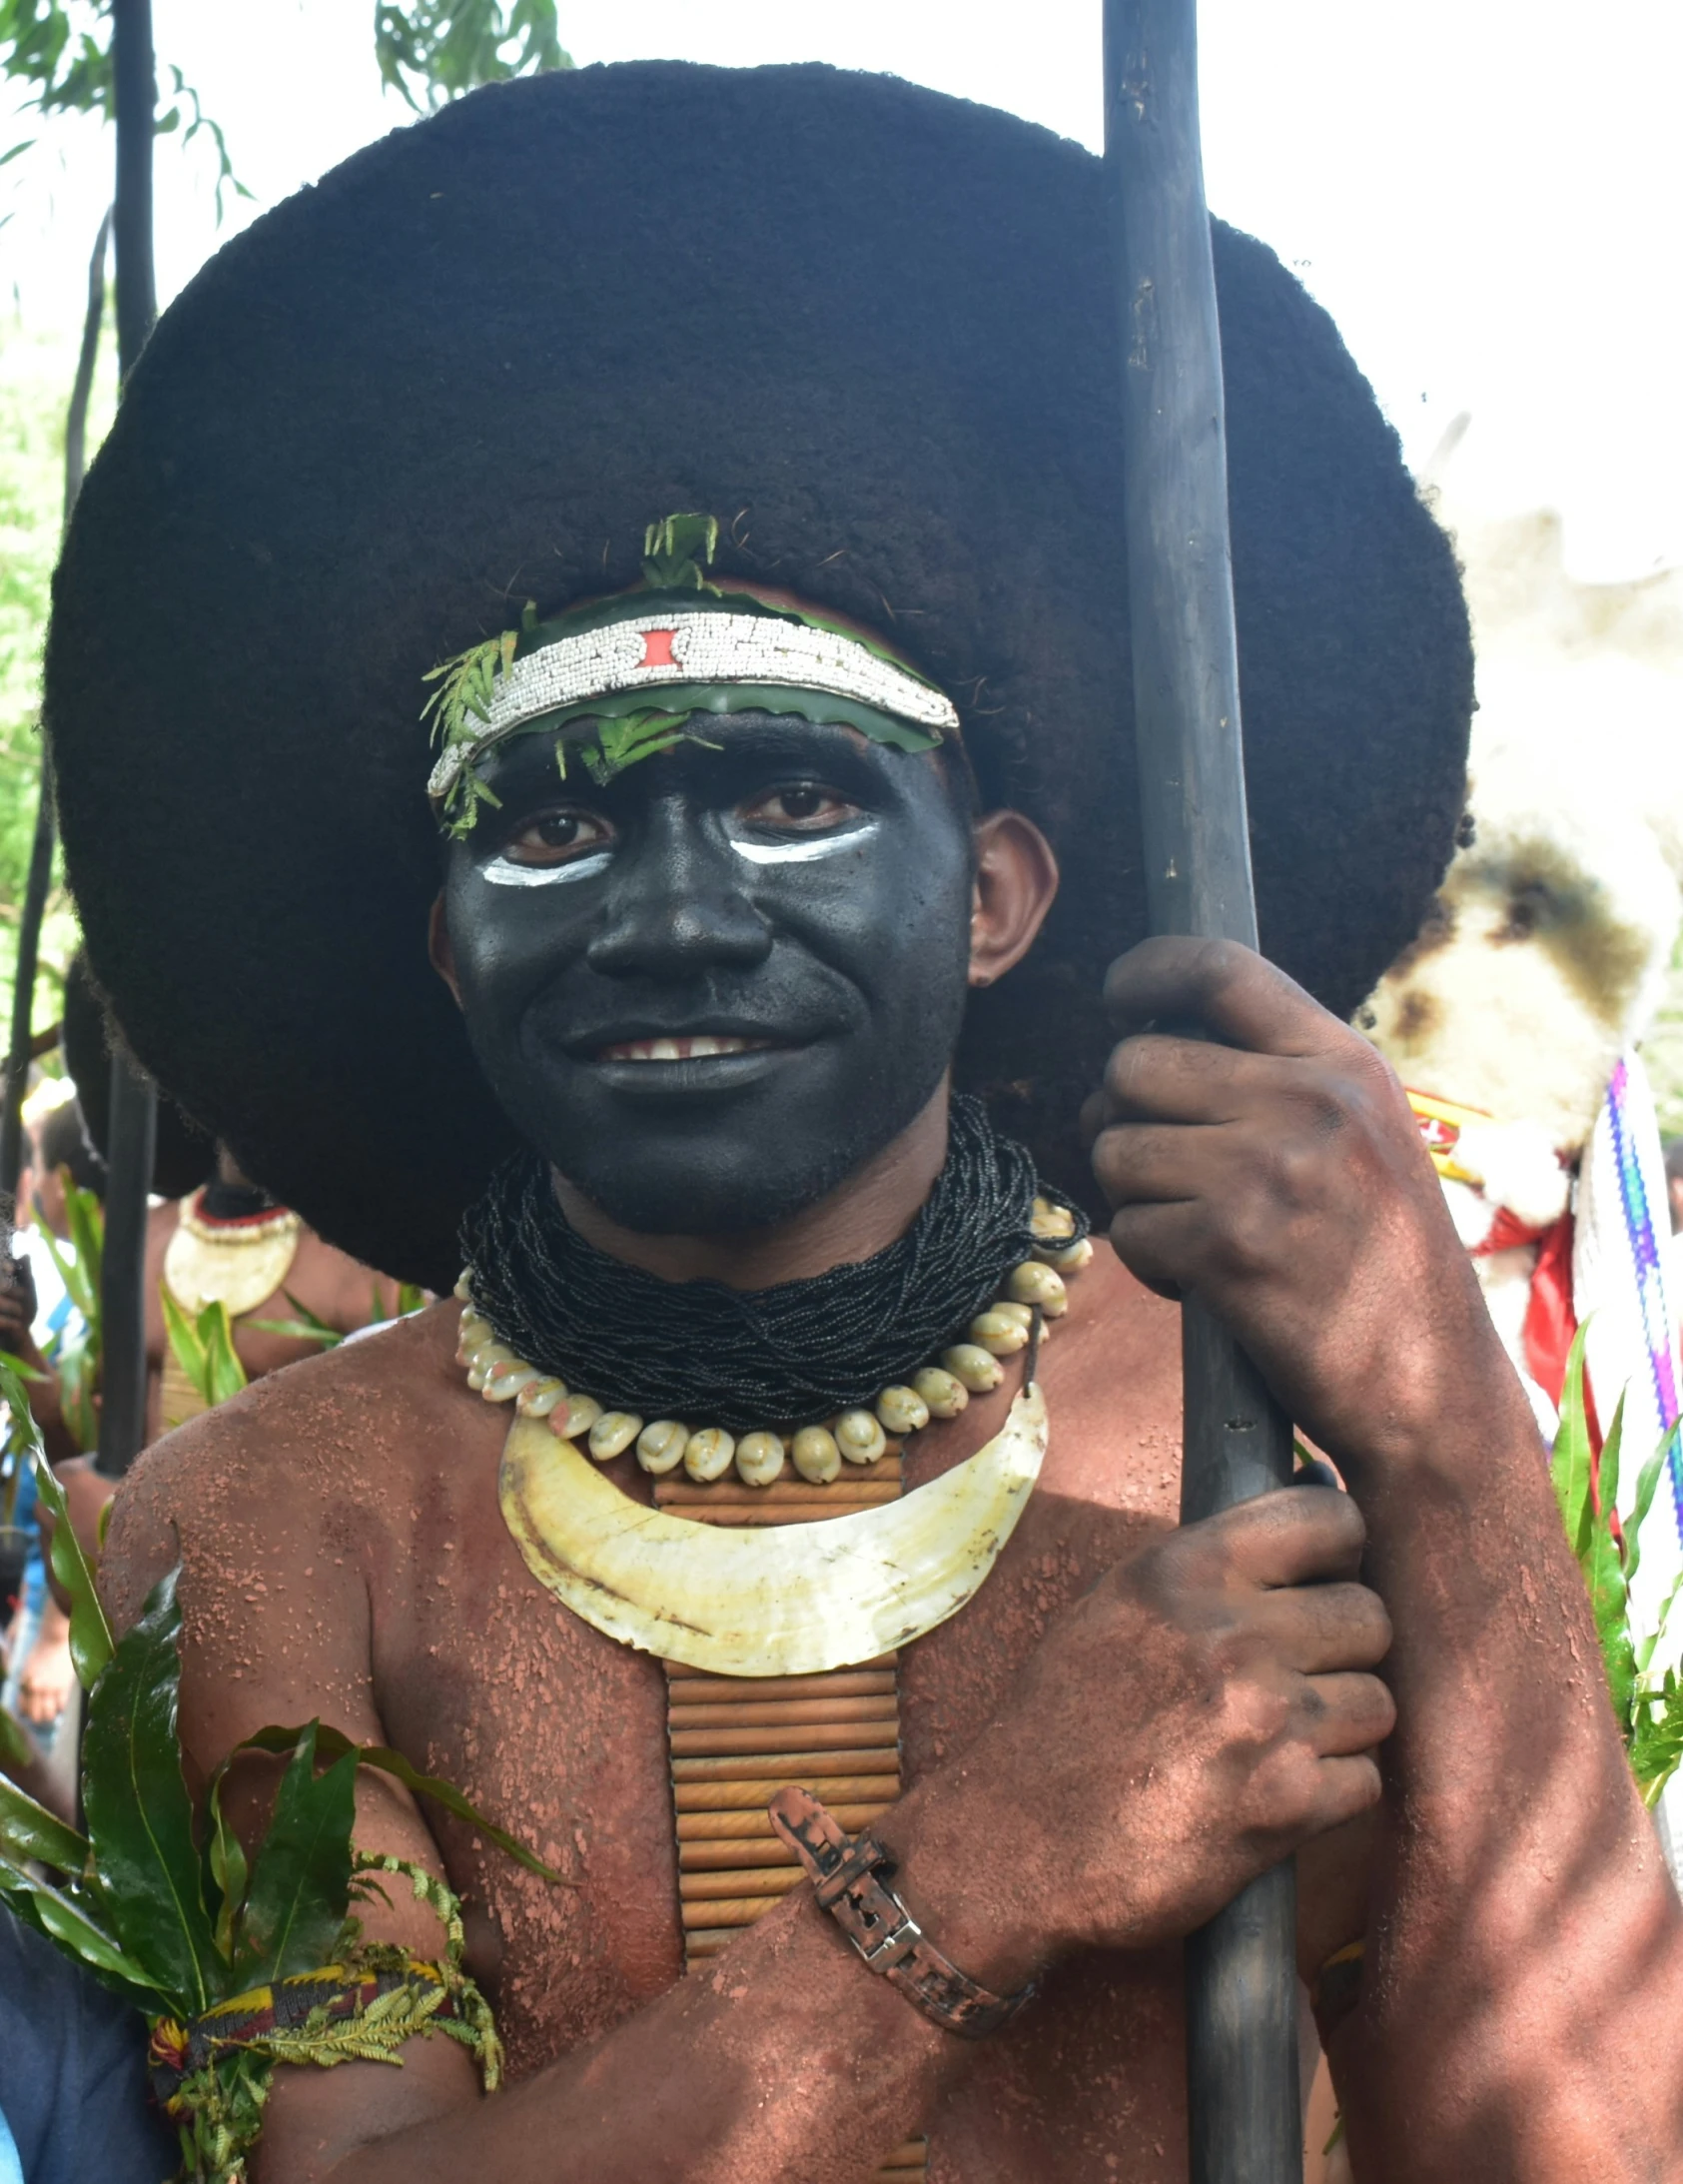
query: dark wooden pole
98 0 160 1481
1104 2 1301 2178
0 805 56 1211
0 215 111 1213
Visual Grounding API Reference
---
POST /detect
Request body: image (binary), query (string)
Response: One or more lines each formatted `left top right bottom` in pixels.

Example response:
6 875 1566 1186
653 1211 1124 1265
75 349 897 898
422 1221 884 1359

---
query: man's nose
585 806 773 980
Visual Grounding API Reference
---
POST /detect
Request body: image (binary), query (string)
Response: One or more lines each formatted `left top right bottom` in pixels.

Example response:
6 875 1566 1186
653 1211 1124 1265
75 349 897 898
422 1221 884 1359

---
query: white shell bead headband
426 604 961 805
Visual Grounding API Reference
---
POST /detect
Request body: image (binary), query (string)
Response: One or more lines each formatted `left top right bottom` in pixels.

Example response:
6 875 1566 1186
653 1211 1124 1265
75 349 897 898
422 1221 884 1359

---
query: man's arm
102 1366 1391 2184
1093 936 1683 2181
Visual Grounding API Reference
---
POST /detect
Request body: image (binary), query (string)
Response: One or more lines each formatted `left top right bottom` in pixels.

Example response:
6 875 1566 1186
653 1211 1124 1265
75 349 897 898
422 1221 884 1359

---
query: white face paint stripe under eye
482 850 613 887
731 824 879 865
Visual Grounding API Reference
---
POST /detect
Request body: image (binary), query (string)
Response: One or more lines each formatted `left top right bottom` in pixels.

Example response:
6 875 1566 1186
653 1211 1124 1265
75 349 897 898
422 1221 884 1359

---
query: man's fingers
1186 1486 1367 1590
1306 1752 1384 1834
1101 1035 1298 1129
1106 1199 1206 1294
1260 1583 1392 1675
1093 1117 1221 1206
1300 1671 1396 1756
1103 936 1343 1059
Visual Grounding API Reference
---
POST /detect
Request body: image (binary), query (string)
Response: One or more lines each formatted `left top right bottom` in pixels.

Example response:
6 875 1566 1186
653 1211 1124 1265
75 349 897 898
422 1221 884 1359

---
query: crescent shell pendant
498 1383 1049 1677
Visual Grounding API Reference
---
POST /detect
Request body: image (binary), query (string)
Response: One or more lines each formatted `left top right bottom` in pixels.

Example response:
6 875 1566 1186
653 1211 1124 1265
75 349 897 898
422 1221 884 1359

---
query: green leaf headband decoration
422 515 961 837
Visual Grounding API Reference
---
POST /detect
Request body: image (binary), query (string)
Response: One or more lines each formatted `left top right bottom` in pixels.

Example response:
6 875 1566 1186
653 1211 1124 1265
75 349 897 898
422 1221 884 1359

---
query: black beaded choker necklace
458 1095 1090 1434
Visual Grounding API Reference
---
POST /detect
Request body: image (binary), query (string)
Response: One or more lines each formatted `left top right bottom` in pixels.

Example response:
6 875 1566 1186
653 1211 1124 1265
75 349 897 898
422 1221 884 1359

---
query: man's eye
741 785 857 830
502 809 612 865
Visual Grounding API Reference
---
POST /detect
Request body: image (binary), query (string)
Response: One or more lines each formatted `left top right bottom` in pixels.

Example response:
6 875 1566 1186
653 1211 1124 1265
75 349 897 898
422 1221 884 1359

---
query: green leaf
246 1317 339 1348
1624 1420 1678 1591
0 1767 88 1874
641 511 719 589
160 1284 207 1397
1640 1567 1683 1678
1584 1396 1637 1725
238 1723 567 1884
0 1705 32 1773
81 1568 220 2017
375 0 572 113
239 1723 358 1984
1631 1668 1683 1805
205 1764 249 1964
13 1418 113 1688
0 1850 158 2002
1550 1325 1596 1560
199 1301 248 1408
282 1292 340 1347
161 1295 249 1409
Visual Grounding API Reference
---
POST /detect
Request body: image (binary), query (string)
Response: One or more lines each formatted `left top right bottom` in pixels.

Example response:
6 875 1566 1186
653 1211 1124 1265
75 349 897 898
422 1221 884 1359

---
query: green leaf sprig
34 1171 105 1453
0 1367 563 2181
160 1293 248 1414
1551 1326 1683 1808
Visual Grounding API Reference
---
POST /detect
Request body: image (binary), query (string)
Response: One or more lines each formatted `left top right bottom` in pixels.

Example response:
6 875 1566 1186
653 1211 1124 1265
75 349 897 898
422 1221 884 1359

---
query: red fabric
1472 1205 1555 1258
1521 1213 1578 1407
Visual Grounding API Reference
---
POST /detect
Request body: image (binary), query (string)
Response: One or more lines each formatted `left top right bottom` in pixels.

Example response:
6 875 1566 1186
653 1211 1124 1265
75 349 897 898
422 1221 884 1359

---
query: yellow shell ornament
498 1383 1048 1678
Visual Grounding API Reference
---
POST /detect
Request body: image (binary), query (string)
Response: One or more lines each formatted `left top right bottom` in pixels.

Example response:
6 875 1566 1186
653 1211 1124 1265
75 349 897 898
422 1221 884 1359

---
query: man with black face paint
434 697 985 1242
46 61 1683 2184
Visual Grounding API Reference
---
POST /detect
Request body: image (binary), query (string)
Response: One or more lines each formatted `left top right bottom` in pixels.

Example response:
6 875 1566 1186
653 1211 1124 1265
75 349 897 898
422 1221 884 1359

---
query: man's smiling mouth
592 1034 781 1064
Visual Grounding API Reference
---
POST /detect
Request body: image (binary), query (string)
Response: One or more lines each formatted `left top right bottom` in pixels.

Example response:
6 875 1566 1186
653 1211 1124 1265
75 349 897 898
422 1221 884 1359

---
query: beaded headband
423 516 962 836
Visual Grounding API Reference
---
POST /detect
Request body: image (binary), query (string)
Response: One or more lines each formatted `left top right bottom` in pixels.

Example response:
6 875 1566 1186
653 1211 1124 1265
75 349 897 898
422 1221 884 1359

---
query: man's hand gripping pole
1104 3 1302 2177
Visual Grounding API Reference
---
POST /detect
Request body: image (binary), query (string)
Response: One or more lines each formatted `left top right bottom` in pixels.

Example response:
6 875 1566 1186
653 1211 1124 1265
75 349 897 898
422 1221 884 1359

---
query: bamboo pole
97 0 160 1481
1103 2 1301 2177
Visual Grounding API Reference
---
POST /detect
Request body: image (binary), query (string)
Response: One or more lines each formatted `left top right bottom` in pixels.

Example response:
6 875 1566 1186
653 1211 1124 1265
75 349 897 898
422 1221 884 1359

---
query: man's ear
428 895 464 1010
968 811 1060 989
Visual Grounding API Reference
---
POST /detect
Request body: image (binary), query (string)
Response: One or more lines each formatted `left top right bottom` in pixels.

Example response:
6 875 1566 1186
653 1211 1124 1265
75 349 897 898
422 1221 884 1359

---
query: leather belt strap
769 1785 1035 2040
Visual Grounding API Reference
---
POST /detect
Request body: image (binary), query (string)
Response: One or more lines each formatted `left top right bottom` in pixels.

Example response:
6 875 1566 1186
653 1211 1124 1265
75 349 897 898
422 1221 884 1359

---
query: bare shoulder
1035 1240 1184 1512
103 1299 487 1632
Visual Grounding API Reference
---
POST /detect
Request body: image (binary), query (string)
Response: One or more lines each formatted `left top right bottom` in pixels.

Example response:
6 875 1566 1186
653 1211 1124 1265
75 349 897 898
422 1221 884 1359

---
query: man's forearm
1334 1369 1683 2180
277 1784 990 2184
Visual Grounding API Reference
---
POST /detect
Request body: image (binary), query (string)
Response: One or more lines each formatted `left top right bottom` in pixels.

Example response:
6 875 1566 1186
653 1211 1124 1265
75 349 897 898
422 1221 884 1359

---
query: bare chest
368 1342 1192 2176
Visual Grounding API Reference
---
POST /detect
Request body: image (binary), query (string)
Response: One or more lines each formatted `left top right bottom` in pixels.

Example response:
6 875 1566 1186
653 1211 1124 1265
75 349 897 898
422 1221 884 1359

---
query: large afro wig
46 62 1471 1289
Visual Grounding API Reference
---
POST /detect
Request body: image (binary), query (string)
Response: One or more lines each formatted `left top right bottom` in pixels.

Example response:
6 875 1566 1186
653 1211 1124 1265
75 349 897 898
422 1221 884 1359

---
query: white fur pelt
1360 455 1683 1861
1360 473 1683 1426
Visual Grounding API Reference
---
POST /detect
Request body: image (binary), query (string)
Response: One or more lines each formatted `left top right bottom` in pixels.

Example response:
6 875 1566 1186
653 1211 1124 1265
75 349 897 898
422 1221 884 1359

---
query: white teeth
599 1034 762 1062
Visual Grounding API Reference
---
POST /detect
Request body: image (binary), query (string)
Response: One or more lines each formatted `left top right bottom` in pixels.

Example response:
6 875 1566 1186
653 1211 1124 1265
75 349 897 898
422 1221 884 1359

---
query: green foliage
37 1172 105 1452
0 1363 552 2178
0 0 109 122
237 1723 357 1983
0 4 249 217
252 1281 428 1352
7 1363 113 1685
80 1567 221 2014
1551 1325 1683 1807
640 510 719 590
236 1720 563 1882
160 1291 248 1411
375 0 572 113
249 1287 344 1351
0 333 99 1043
571 707 718 787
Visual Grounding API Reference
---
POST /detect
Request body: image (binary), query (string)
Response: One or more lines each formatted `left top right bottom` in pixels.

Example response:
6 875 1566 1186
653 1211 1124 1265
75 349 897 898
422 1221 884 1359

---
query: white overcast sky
4 0 1680 579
